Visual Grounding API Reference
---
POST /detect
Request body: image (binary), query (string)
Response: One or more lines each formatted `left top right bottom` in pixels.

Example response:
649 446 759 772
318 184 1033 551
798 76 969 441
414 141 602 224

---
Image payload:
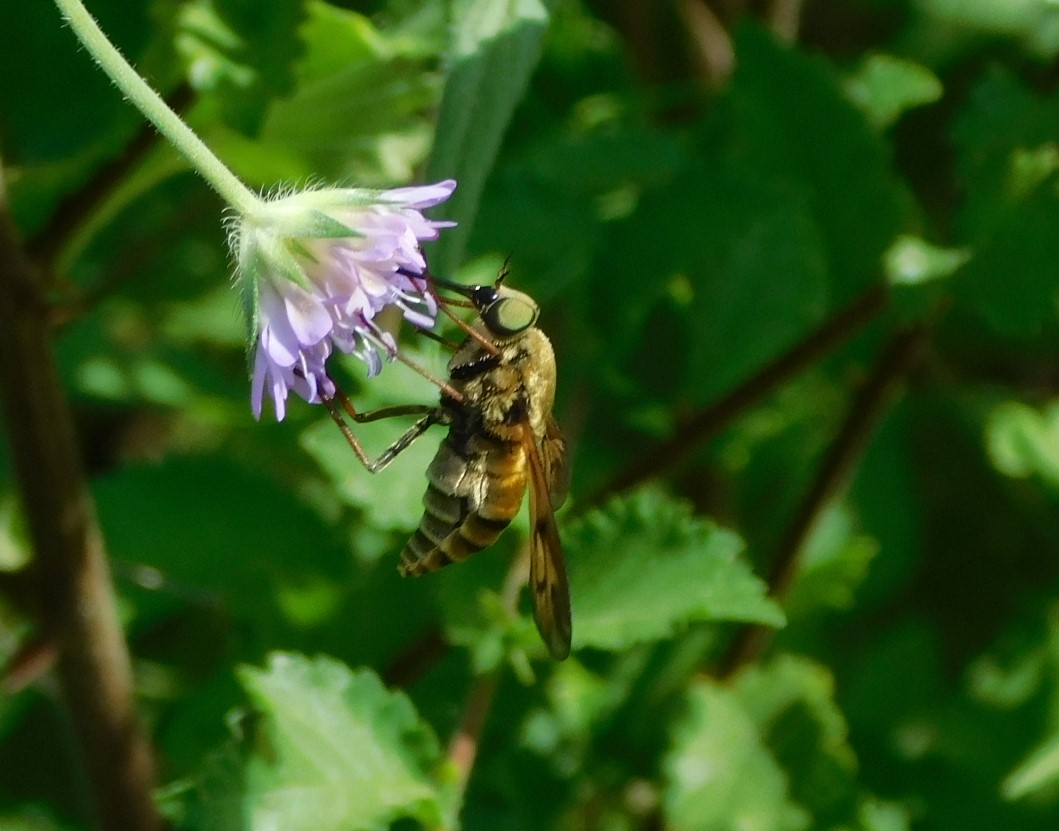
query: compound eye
483 292 539 337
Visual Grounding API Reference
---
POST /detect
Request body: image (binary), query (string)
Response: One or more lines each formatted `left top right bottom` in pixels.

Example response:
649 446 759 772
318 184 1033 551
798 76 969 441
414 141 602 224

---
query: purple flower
238 179 456 420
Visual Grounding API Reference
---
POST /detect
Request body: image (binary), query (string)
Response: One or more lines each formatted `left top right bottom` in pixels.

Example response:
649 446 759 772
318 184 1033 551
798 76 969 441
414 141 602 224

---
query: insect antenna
494 253 513 287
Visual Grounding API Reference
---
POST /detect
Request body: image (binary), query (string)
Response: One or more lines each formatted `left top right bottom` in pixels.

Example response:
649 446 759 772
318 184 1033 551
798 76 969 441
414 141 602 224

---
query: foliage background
3 0 1059 829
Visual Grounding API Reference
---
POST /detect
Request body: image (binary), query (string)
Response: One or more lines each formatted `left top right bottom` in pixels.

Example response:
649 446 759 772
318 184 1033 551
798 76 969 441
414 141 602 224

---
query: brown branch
586 283 889 507
27 84 193 272
677 0 736 87
439 672 500 824
0 167 163 830
432 546 532 830
766 0 804 45
716 323 929 678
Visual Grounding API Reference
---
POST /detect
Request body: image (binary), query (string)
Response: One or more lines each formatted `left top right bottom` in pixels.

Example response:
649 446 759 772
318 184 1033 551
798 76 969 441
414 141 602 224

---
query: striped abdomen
399 433 528 576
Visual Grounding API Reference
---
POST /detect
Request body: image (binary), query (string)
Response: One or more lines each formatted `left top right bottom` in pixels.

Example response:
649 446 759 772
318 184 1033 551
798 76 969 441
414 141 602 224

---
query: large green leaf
190 653 448 831
426 0 557 274
951 69 1059 335
175 0 307 133
93 454 345 629
256 1 443 184
734 656 859 824
566 490 784 651
716 25 911 301
663 680 808 831
985 399 1059 490
843 54 943 130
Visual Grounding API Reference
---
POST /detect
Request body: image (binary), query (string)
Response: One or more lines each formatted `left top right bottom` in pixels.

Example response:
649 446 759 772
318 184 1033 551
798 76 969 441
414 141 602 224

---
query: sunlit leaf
883 235 970 286
663 680 809 831
258 1 441 183
566 490 784 651
786 505 880 618
175 0 306 132
734 656 858 820
190 653 448 830
427 0 558 274
1002 731 1059 801
985 399 1059 489
844 54 943 129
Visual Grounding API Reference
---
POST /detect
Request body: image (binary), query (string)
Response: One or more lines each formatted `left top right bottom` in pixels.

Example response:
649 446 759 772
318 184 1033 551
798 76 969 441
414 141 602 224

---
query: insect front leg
322 392 444 474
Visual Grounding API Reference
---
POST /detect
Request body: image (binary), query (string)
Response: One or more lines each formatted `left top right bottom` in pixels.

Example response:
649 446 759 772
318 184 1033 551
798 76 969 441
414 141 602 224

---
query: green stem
54 0 262 217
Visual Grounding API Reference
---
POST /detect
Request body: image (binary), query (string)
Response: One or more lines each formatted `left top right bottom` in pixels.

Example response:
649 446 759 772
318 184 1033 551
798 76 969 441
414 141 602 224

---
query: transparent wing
540 415 571 510
525 432 571 660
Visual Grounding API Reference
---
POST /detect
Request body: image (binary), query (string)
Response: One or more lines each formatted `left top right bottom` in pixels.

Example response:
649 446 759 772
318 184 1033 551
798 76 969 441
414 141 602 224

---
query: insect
323 271 572 660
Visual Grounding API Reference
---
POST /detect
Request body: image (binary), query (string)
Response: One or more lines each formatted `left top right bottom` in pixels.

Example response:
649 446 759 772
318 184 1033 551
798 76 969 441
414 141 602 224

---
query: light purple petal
283 286 333 347
382 179 456 209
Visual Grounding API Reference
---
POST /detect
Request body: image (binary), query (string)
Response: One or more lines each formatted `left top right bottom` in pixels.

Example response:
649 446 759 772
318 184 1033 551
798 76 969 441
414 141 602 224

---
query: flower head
236 179 456 420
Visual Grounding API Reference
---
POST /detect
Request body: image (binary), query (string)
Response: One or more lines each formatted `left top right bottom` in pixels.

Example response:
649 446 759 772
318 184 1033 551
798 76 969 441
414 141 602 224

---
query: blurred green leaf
786 506 880 619
300 415 441 536
734 656 858 823
257 1 442 184
592 163 829 404
1003 731 1059 801
718 25 911 300
189 653 447 830
94 454 345 628
427 0 557 274
566 490 784 652
844 53 943 129
917 0 1059 58
883 235 971 286
175 0 306 132
0 808 80 831
952 70 1059 335
663 680 809 831
985 399 1059 489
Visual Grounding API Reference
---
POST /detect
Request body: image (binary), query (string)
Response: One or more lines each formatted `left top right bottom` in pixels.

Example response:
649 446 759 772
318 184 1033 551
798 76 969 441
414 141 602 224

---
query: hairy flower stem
0 171 162 830
53 0 261 218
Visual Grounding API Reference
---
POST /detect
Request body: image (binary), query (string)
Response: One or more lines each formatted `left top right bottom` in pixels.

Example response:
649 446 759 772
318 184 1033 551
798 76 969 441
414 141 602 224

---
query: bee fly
323 270 572 660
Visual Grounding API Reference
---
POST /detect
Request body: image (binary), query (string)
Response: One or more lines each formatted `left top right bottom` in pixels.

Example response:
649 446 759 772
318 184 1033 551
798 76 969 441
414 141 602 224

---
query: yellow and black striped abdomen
399 434 528 576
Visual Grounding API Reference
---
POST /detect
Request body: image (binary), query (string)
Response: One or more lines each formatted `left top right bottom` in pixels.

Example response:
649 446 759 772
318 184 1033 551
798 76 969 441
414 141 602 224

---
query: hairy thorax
445 327 556 442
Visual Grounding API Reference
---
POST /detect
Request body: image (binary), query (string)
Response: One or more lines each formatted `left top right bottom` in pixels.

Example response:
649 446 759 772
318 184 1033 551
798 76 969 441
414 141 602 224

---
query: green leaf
1002 730 1059 801
191 653 448 831
257 1 442 184
785 505 880 619
566 490 784 651
426 0 557 274
93 455 345 628
175 0 307 133
663 680 809 831
718 25 910 300
300 414 441 535
985 399 1059 489
883 235 970 286
916 0 1059 58
591 164 829 404
951 70 1059 335
843 54 943 129
733 656 858 822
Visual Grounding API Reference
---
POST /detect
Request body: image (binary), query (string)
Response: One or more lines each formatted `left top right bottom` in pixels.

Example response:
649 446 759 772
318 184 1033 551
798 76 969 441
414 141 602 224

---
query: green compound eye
482 290 539 337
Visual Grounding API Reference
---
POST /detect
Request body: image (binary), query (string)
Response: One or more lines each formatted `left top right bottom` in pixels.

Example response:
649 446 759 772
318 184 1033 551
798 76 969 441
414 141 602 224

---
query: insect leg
323 390 444 474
